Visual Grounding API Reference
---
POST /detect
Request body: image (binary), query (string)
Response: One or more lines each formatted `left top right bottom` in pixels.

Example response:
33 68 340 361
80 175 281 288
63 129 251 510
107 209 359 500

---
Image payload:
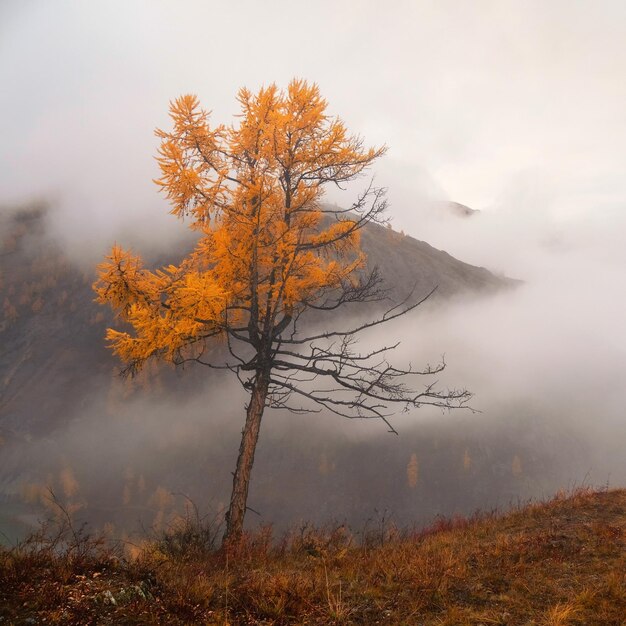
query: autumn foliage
94 80 469 544
94 81 384 373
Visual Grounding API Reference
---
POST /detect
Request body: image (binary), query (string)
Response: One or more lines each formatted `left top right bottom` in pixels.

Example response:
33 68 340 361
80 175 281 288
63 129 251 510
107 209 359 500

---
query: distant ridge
440 200 480 217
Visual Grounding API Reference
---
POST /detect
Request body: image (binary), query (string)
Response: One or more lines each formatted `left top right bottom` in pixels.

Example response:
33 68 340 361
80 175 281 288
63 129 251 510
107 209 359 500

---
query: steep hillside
361 220 504 299
0 205 510 439
1 204 551 546
1 488 624 625
0 207 114 437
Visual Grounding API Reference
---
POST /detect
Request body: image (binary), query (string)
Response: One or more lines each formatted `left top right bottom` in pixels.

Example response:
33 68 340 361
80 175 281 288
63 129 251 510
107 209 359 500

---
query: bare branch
276 286 437 344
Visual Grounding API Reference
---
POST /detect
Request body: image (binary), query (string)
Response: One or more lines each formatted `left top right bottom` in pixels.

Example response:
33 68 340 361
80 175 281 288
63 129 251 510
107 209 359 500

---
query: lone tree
94 80 470 546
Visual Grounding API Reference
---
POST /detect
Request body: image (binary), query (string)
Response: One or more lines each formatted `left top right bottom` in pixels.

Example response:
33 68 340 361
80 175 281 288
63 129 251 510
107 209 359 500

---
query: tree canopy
94 80 470 544
95 81 382 371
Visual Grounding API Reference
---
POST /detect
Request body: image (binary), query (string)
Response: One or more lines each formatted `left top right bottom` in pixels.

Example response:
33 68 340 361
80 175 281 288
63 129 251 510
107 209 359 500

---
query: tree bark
222 368 270 546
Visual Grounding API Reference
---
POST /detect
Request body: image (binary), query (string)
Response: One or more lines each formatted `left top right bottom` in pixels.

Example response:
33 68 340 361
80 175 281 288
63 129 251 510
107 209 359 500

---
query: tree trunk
222 369 270 546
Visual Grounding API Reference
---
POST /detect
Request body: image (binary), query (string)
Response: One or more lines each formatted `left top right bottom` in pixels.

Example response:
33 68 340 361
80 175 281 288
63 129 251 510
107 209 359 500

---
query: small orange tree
94 80 470 545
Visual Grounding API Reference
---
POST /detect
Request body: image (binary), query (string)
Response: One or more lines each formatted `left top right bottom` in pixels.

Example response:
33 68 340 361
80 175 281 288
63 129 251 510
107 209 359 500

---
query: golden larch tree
407 453 419 488
94 80 470 546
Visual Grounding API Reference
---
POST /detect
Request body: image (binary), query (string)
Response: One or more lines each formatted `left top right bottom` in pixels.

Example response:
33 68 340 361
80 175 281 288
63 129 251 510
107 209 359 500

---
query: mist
2 1 625 252
2 198 624 538
1 1 625 539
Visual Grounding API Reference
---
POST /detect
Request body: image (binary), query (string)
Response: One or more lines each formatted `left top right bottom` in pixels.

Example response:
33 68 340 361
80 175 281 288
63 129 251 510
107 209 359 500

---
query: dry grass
1 487 625 625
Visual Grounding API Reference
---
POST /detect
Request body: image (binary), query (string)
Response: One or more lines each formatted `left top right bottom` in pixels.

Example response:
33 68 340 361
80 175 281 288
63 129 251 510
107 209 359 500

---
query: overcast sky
1 0 625 258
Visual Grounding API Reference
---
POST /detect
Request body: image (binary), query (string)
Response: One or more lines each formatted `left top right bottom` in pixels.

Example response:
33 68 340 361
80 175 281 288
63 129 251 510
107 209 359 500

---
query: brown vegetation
1 487 624 624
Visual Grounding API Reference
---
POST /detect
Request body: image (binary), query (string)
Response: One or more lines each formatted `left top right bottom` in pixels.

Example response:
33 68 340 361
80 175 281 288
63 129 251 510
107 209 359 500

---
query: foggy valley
1 2 625 623
1 198 623 543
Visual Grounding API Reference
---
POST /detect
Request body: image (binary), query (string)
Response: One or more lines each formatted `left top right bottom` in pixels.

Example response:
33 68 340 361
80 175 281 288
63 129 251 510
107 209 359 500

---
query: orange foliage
59 466 80 499
463 447 472 472
406 453 419 488
3 298 17 322
31 296 44 313
94 80 384 372
318 452 335 476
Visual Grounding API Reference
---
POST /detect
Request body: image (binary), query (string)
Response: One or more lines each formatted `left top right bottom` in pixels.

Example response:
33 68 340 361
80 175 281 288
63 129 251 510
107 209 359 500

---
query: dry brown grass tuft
1 487 625 624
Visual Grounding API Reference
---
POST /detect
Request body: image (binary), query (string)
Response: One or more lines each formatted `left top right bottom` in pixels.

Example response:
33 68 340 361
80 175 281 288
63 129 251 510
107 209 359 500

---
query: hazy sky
1 0 625 255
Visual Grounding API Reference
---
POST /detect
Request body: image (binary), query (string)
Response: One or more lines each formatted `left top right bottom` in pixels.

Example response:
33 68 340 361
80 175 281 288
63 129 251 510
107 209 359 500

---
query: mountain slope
0 205 512 438
361 220 507 299
0 204 549 545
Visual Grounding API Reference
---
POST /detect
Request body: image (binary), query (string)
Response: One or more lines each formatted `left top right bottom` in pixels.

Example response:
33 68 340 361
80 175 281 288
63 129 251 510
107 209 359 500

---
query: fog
1 1 625 538
2 1 625 252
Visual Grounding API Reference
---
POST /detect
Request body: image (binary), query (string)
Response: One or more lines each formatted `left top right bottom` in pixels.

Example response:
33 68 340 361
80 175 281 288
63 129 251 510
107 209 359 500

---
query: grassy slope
1 488 624 625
